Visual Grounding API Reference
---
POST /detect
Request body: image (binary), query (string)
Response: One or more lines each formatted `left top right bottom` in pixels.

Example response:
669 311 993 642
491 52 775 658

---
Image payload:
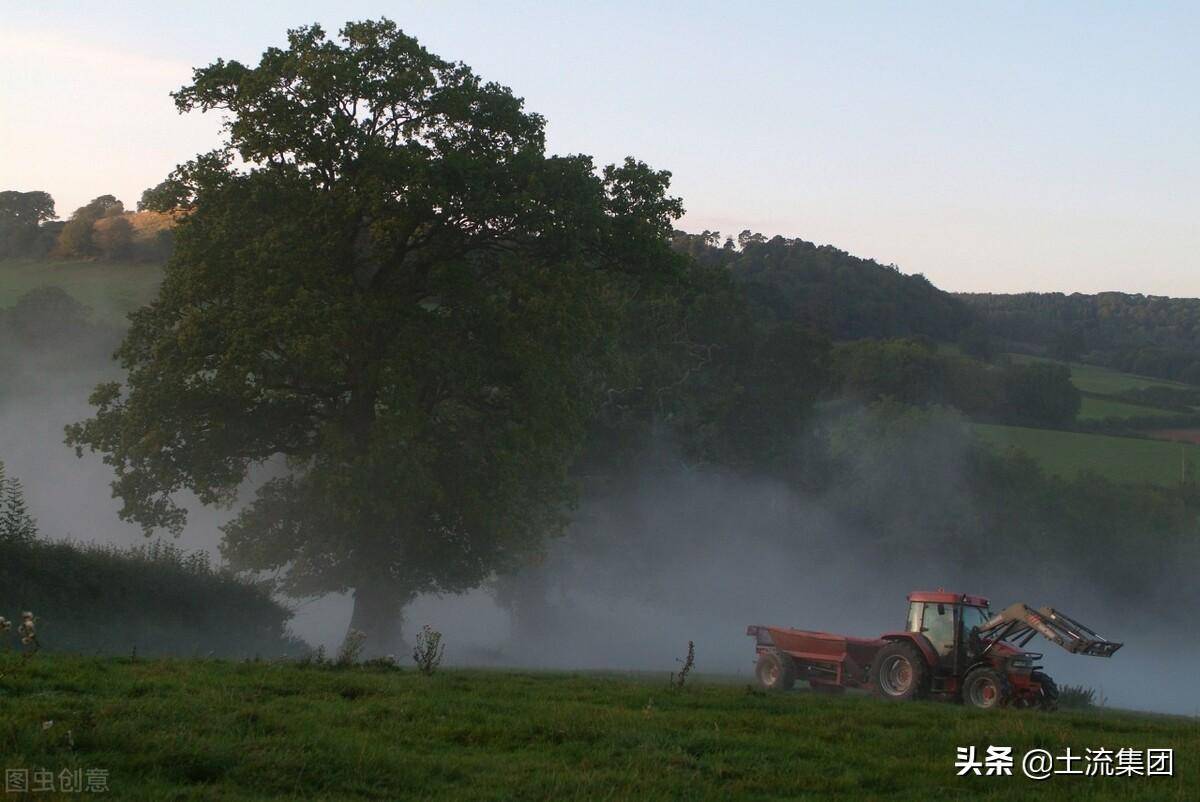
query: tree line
961 291 1200 384
0 189 175 262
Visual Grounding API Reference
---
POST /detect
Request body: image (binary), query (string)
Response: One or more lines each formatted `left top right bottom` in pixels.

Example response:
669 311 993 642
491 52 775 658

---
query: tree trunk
347 581 411 659
500 565 560 646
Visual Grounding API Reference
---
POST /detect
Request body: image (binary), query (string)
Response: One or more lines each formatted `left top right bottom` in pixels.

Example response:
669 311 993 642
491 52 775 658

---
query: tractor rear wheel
1032 671 1059 712
869 641 930 701
755 652 796 691
963 667 1011 709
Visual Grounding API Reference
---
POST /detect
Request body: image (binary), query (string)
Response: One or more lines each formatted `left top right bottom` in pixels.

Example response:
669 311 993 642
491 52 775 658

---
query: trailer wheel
963 667 1011 709
1032 671 1059 712
755 652 795 691
869 641 929 701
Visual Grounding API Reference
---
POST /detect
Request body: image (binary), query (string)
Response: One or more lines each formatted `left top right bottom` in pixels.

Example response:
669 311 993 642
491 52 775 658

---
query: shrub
0 535 303 658
93 215 133 260
0 462 38 544
1058 684 1103 710
670 640 695 689
412 625 445 675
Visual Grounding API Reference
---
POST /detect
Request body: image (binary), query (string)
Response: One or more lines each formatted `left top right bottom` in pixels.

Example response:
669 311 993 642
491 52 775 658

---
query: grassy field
0 656 1194 801
0 258 162 323
1078 396 1176 421
973 423 1200 486
1008 353 1192 395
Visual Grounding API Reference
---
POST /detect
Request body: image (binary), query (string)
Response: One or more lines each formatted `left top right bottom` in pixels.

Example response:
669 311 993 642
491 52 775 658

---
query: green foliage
582 254 830 485
55 218 94 258
411 624 445 675
137 179 190 212
92 215 133 260
2 285 93 344
999 361 1081 426
832 339 1080 427
963 291 1200 384
0 461 37 544
0 190 56 259
674 230 974 341
0 660 1194 799
54 195 125 258
1058 684 1101 710
825 402 1200 614
66 19 687 652
0 536 298 657
956 322 995 360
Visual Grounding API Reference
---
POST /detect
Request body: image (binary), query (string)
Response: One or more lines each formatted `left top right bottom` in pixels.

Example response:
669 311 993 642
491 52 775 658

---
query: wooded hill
959 291 1200 384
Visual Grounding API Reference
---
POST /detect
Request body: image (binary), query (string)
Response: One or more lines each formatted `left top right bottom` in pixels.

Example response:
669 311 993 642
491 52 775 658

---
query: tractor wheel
869 641 930 701
962 667 1011 710
1032 671 1059 712
755 652 796 691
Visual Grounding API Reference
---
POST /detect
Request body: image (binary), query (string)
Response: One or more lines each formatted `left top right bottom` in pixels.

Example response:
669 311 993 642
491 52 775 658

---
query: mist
390 427 1200 717
2 319 1196 716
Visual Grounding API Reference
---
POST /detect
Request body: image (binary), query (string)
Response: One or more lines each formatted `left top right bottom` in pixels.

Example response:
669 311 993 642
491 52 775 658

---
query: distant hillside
673 231 973 341
0 259 162 323
960 292 1200 384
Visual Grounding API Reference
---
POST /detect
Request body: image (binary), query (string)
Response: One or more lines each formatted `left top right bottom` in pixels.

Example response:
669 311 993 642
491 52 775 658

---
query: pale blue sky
2 2 1197 294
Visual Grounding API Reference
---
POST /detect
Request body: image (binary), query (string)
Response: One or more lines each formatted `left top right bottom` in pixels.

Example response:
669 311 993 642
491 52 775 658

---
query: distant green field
973 423 1199 486
0 258 162 324
0 656 1195 800
1008 353 1193 394
1078 396 1176 421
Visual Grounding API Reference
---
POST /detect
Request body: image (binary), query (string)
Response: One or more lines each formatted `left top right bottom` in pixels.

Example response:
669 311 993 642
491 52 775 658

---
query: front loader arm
978 603 1123 658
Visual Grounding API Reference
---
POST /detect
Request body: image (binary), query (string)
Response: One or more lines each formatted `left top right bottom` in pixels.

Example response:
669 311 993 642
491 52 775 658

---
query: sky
1 1 1197 295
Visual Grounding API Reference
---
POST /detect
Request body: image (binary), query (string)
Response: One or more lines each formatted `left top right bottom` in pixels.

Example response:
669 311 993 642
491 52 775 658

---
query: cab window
920 602 955 657
906 602 922 633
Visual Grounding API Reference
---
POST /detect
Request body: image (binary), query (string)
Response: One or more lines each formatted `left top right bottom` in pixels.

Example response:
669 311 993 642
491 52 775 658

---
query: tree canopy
0 190 57 258
66 19 686 653
673 230 974 341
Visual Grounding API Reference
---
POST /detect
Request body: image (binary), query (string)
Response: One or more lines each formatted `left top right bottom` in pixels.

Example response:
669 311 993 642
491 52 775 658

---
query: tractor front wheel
755 652 796 691
963 667 1011 709
869 641 930 701
1032 671 1059 712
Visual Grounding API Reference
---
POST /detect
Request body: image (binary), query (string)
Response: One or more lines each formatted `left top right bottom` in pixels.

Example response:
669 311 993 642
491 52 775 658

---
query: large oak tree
67 20 684 654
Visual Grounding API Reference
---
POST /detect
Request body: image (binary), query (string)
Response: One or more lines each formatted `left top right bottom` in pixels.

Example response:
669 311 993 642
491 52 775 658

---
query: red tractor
747 590 1122 709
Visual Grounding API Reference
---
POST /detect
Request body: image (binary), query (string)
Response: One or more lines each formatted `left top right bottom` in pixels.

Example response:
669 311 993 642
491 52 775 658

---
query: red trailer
747 590 1121 709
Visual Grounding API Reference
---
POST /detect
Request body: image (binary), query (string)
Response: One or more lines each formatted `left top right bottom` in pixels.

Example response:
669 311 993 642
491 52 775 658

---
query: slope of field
0 259 162 323
0 657 1194 801
1008 353 1192 396
973 424 1200 486
1078 396 1176 421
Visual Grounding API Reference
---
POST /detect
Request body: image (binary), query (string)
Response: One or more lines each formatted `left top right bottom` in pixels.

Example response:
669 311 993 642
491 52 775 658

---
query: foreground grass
0 259 162 323
973 423 1200 486
0 656 1195 800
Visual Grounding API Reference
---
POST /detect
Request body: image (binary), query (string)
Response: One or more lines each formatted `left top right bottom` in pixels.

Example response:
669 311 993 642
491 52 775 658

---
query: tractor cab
905 590 993 674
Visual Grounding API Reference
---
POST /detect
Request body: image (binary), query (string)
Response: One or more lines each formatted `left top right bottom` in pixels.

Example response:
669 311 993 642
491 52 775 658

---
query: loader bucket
1036 607 1123 657
980 603 1123 658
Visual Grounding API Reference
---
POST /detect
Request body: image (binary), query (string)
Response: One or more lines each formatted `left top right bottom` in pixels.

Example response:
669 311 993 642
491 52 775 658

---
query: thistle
17 612 38 652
